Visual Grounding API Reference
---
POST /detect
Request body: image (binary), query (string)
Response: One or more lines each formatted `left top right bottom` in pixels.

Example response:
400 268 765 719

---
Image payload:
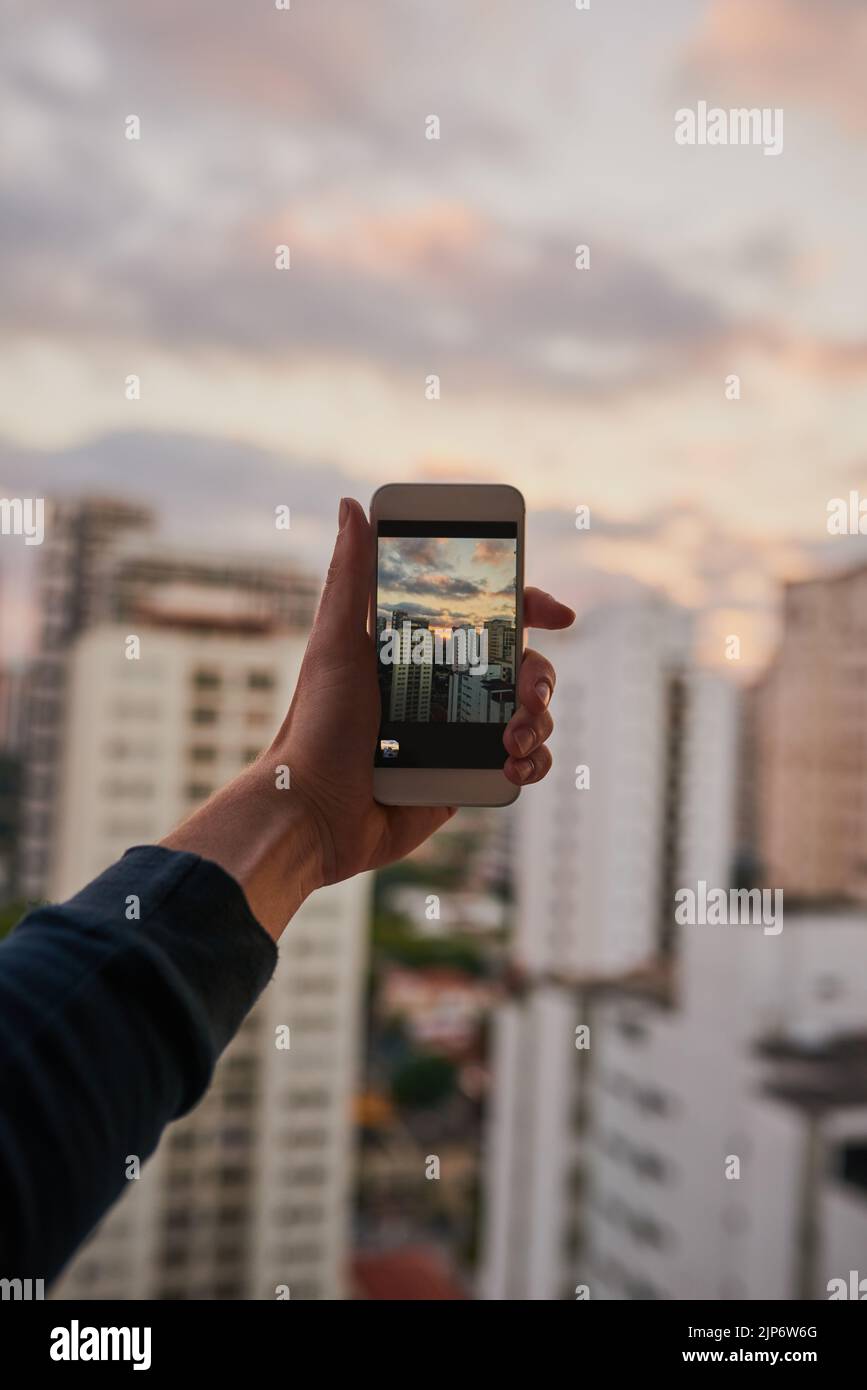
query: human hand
163 497 575 937
277 498 575 883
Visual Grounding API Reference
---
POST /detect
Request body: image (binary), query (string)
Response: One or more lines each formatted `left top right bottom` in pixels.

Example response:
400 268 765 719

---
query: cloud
0 0 742 402
382 537 451 569
0 173 735 397
679 0 867 133
0 429 369 568
472 539 517 565
379 563 486 602
8 0 866 420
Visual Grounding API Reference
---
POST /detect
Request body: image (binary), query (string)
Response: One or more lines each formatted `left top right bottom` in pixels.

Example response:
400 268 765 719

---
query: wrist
160 762 326 941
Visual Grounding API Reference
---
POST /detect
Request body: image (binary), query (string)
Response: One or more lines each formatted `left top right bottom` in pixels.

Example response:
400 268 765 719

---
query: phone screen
375 519 518 769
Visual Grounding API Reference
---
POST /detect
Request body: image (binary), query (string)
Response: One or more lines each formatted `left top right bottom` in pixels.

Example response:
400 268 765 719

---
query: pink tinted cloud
472 539 515 565
266 201 488 283
683 0 867 131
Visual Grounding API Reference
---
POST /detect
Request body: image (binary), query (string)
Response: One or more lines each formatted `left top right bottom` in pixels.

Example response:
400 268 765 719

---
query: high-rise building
482 588 867 1302
510 599 700 979
48 621 369 1301
100 546 319 636
19 503 318 899
485 620 516 681
447 666 513 723
20 498 154 899
755 564 867 903
0 665 29 901
579 906 867 1301
387 617 433 722
479 598 740 1299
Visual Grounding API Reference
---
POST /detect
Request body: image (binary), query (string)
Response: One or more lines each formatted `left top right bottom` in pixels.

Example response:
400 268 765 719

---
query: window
162 1209 193 1231
217 1165 251 1186
224 1091 255 1110
192 669 222 690
185 783 213 802
289 1128 328 1149
217 1205 247 1226
160 1247 189 1270
100 778 155 799
291 976 336 998
287 1280 320 1299
840 1142 867 1193
634 1086 669 1116
247 671 275 691
214 1282 243 1299
215 1245 245 1264
272 1204 324 1226
289 1089 330 1110
617 1014 647 1044
632 1149 668 1182
190 746 217 764
170 1132 196 1152
278 1244 321 1263
289 1165 327 1186
629 1214 667 1249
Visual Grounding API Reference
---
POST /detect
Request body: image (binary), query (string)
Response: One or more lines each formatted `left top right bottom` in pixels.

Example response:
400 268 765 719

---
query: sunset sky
2 0 867 670
378 536 517 631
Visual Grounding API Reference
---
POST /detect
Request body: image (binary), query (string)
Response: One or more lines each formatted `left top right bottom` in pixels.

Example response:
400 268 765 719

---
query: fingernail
513 727 534 757
535 680 551 707
338 497 350 530
513 757 534 782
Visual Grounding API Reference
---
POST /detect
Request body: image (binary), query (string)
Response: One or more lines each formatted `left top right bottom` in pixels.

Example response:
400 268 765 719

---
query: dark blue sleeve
0 845 277 1284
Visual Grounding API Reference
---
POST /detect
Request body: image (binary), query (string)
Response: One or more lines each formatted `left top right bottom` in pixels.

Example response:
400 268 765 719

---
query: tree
391 1054 456 1110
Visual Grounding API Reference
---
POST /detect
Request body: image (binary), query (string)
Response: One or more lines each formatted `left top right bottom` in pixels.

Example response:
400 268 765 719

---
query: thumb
312 497 374 644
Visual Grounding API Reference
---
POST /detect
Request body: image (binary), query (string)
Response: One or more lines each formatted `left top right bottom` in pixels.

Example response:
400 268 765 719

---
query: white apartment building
447 665 513 724
756 563 867 903
485 620 516 680
480 598 740 1299
385 613 434 722
20 498 154 899
388 656 433 722
511 598 701 979
582 909 867 1301
19 500 317 900
49 624 369 1300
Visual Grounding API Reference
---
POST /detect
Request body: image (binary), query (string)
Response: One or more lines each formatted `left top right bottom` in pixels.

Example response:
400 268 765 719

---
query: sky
2 0 867 669
378 536 517 630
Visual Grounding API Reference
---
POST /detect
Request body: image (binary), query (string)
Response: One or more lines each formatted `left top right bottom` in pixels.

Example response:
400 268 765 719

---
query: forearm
0 847 277 1281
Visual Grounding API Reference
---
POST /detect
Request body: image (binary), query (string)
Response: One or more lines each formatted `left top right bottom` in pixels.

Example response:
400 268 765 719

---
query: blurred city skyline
3 0 867 671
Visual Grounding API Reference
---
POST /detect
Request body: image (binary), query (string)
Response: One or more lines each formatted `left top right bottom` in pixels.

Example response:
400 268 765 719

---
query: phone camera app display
375 520 518 770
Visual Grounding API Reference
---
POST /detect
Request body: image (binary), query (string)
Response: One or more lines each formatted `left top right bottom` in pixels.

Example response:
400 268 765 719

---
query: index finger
524 587 576 631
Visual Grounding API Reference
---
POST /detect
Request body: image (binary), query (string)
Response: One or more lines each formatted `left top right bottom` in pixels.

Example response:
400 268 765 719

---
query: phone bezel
370 482 524 807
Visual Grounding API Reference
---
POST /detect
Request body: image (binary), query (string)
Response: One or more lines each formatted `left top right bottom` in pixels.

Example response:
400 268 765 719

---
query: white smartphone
370 482 525 807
